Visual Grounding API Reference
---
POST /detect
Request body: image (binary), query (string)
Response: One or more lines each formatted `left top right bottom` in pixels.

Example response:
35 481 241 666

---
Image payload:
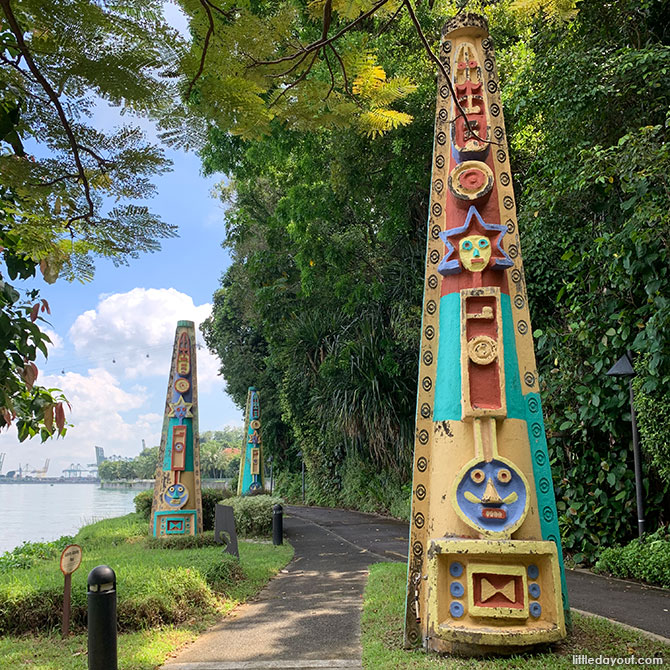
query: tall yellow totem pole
405 14 569 654
151 321 203 537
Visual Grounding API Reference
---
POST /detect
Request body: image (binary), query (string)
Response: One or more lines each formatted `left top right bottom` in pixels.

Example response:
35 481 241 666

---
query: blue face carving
455 458 527 533
164 483 189 509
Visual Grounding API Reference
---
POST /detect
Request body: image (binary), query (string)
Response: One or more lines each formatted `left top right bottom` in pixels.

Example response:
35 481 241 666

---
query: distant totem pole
237 387 264 495
151 321 203 537
405 14 568 654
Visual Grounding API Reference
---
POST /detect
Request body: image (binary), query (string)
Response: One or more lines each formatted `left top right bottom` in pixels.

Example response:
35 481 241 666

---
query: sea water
0 483 138 553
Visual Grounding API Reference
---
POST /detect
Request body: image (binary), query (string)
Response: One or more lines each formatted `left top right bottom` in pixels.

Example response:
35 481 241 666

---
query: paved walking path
163 506 670 669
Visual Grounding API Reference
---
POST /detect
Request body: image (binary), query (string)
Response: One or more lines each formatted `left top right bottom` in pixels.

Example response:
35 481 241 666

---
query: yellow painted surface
426 539 565 650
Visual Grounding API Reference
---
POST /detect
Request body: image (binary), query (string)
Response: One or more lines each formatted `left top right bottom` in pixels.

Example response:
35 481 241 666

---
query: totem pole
405 14 569 654
237 387 264 495
151 321 203 537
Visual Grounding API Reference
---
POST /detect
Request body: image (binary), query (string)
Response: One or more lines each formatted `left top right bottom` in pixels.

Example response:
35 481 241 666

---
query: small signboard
60 544 82 637
60 544 82 575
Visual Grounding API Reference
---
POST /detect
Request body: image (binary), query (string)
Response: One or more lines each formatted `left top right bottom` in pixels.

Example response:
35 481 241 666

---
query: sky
0 7 243 478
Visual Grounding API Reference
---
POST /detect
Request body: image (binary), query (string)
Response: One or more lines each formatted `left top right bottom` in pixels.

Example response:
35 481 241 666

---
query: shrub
228 495 281 536
145 531 218 550
202 488 234 530
134 489 153 519
0 536 76 574
204 553 245 593
134 488 233 530
593 527 670 588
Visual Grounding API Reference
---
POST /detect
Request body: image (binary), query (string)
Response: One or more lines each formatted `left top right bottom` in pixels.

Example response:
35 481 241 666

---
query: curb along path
163 506 670 669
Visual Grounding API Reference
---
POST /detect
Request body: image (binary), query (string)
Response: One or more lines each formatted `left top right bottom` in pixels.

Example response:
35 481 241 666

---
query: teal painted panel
500 296 525 420
433 292 462 421
240 424 255 494
525 391 570 613
433 292 525 421
162 418 194 472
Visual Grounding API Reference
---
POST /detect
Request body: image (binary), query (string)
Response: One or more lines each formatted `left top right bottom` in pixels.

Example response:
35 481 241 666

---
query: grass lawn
0 513 293 669
362 563 670 669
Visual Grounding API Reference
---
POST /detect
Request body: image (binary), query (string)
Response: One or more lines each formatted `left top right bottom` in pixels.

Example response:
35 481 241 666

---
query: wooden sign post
60 544 82 637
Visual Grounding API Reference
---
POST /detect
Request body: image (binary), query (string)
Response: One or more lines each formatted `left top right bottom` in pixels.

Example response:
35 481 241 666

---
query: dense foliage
594 527 670 588
201 0 670 561
0 0 178 437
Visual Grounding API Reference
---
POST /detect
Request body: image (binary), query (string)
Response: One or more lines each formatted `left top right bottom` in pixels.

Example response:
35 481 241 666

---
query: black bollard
272 504 283 545
87 565 117 670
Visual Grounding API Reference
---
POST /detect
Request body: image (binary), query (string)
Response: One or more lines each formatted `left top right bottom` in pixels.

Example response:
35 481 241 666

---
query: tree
0 0 179 438
201 0 670 552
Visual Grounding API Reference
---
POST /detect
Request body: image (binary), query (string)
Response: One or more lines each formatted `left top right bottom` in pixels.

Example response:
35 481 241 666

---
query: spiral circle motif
494 127 504 141
514 295 525 309
418 429 429 445
511 268 522 283
496 149 507 163
487 80 498 94
506 219 515 234
422 350 434 365
508 244 519 259
414 512 425 528
422 377 432 391
517 320 528 335
434 178 444 193
503 195 514 210
428 275 438 289
442 40 452 53
413 540 424 556
432 203 442 217
437 132 447 145
425 325 435 340
426 300 437 315
531 422 542 438
484 58 494 72
438 108 448 122
500 172 510 186
429 249 440 264
415 485 426 501
535 450 547 466
539 477 551 494
524 371 536 387
542 506 554 523
417 455 428 471
491 103 500 117
528 396 539 413
435 155 445 169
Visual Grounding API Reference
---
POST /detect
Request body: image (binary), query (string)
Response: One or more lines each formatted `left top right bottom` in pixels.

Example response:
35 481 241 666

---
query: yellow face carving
459 235 491 272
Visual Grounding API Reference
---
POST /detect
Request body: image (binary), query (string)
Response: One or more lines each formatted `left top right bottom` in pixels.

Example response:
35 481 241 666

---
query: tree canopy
201 0 670 559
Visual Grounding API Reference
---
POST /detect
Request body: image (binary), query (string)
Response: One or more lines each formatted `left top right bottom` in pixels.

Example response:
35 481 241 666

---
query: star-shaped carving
168 394 193 422
438 205 513 276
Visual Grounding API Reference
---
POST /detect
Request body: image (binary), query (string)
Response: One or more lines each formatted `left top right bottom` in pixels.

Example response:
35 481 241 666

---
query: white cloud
0 367 159 477
68 288 222 391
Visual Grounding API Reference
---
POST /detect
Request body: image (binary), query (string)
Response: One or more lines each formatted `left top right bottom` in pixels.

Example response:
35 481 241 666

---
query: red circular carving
458 168 486 191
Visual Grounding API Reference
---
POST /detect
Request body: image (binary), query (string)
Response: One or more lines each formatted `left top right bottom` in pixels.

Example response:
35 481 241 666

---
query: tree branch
270 51 320 109
186 0 215 99
322 46 336 100
403 0 494 147
0 0 95 224
248 0 393 68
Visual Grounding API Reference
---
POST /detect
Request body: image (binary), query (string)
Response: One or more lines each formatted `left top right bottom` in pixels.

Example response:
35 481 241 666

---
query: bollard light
272 503 283 545
87 565 117 670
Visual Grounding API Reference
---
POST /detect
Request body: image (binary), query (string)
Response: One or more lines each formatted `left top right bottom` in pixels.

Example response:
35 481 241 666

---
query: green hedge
593 527 670 588
133 490 279 536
